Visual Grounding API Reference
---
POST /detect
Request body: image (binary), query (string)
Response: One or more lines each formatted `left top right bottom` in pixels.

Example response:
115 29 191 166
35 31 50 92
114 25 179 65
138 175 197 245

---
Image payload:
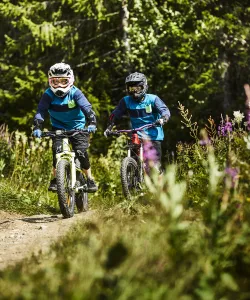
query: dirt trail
0 210 95 270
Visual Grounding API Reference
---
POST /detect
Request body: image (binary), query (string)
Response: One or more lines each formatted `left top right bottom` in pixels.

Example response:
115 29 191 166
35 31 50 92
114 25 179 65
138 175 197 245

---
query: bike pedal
76 184 88 192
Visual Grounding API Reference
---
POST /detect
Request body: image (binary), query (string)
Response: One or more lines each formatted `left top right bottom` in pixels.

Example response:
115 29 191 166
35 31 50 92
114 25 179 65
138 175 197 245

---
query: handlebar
108 123 158 136
41 129 89 138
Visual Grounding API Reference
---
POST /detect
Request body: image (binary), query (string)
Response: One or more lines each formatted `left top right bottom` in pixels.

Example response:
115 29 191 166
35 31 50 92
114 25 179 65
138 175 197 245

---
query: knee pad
75 149 90 170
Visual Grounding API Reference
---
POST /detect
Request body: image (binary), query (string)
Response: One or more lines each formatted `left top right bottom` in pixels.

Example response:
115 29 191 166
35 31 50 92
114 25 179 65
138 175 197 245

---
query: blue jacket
111 94 170 141
34 86 95 130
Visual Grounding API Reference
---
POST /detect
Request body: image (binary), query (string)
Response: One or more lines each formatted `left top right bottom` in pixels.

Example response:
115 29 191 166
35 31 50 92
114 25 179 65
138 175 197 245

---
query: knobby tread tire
75 172 88 212
76 192 88 212
56 159 75 218
120 157 139 199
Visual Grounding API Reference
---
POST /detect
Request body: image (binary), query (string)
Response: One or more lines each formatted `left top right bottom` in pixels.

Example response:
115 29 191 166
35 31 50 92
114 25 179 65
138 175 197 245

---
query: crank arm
75 185 88 192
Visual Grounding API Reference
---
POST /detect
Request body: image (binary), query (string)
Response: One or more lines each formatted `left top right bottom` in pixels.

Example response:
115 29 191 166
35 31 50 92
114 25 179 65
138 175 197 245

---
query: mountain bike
42 129 89 218
108 123 157 199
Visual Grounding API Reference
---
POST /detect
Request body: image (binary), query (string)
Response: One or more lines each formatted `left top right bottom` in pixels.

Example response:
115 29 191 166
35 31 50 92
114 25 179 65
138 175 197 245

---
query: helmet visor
128 86 143 93
49 77 70 88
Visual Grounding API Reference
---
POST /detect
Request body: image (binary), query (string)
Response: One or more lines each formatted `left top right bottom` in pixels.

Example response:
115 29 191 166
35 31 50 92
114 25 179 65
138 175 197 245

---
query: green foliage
176 103 250 209
0 0 122 136
90 134 127 208
0 179 57 215
2 1 250 297
10 130 53 189
0 124 13 176
1 153 250 298
0 126 58 214
1 0 250 154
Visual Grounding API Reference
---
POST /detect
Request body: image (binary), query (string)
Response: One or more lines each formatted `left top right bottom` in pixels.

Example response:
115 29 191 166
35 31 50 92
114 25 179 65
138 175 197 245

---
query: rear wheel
120 157 139 199
56 159 75 218
75 172 88 212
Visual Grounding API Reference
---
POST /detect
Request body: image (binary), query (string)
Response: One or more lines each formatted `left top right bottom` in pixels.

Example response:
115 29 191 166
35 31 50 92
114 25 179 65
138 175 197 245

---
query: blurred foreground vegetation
1 104 250 298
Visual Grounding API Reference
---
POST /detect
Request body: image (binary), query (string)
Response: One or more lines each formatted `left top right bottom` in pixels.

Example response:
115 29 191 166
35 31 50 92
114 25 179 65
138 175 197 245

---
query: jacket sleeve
108 98 127 125
154 96 171 121
74 90 97 125
33 93 52 128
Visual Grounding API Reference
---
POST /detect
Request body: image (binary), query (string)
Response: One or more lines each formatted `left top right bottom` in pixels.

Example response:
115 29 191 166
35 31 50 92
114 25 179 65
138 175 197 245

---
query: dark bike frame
109 123 157 199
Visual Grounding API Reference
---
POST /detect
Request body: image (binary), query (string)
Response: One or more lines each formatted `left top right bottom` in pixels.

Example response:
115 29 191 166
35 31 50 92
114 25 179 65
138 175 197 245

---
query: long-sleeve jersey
34 86 96 130
110 94 170 141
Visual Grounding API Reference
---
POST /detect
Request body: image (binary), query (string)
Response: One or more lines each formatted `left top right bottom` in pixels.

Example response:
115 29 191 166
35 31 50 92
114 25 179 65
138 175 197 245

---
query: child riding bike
33 62 98 193
104 72 171 173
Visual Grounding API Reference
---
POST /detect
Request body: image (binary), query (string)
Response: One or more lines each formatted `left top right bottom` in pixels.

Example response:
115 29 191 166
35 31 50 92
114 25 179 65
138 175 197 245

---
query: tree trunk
121 0 131 72
222 54 231 112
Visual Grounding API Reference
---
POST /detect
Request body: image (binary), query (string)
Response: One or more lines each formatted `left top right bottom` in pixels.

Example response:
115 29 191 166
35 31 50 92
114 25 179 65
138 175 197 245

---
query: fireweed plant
177 102 250 214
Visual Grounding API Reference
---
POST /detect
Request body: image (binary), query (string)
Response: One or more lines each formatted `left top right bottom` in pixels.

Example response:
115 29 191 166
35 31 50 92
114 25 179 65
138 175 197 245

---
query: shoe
87 178 98 193
48 178 57 192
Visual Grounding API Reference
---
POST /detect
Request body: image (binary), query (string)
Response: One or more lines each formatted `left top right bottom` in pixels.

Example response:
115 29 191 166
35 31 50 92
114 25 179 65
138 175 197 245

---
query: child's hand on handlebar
88 125 97 133
33 129 42 138
155 119 165 126
104 125 113 138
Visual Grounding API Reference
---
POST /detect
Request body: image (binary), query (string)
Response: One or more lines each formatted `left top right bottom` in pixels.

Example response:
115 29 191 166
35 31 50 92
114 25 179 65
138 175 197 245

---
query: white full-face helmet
48 63 74 97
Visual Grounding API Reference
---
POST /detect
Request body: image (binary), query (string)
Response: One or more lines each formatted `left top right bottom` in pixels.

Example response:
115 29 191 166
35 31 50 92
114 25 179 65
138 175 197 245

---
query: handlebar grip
41 132 54 137
108 131 121 136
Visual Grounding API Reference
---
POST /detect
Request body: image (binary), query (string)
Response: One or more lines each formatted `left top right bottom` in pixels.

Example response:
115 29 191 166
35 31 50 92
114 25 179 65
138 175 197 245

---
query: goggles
49 77 70 88
128 86 143 93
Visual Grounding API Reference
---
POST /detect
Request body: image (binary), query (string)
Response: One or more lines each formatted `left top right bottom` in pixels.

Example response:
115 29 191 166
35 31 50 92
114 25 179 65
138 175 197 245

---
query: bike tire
56 159 75 218
75 173 88 212
120 157 139 199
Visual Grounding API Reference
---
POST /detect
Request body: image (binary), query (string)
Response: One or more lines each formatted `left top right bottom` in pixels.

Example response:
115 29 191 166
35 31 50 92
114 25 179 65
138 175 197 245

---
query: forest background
1 0 250 157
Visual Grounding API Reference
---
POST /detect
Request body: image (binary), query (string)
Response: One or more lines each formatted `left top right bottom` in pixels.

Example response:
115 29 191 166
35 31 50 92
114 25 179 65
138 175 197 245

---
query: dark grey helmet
125 72 148 100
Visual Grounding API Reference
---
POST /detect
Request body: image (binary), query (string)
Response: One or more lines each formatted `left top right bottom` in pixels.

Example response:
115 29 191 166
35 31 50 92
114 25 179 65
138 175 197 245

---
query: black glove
32 119 43 138
33 119 43 130
155 116 169 126
104 125 113 138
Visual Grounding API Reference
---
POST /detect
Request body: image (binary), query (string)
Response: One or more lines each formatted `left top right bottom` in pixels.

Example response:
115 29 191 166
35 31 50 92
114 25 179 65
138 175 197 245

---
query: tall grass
1 154 250 299
89 134 127 208
0 125 57 214
1 106 250 299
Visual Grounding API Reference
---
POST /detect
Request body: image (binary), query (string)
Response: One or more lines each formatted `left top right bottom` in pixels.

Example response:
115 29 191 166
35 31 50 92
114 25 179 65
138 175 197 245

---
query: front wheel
120 157 140 199
56 159 75 218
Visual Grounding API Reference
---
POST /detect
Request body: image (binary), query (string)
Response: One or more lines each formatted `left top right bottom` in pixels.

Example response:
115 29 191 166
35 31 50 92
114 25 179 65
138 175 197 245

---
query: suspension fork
70 153 76 189
139 144 144 180
62 137 76 189
56 151 76 189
